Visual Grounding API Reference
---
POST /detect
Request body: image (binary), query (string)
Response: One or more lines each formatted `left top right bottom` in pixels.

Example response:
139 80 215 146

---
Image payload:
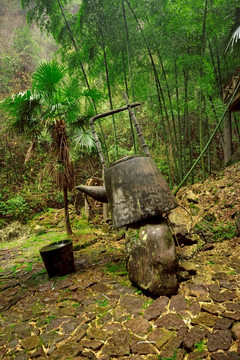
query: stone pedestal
125 220 179 297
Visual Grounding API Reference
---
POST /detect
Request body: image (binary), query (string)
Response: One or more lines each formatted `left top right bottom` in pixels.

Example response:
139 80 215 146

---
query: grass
228 270 237 275
195 339 207 353
45 315 57 324
105 261 128 276
142 299 154 309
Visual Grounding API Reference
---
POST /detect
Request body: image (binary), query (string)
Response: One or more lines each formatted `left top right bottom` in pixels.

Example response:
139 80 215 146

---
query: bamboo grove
14 0 240 186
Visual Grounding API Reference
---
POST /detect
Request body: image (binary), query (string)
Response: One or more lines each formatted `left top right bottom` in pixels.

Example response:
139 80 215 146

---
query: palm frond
81 88 104 103
0 90 41 134
72 129 96 151
32 61 67 94
61 78 82 101
225 7 240 54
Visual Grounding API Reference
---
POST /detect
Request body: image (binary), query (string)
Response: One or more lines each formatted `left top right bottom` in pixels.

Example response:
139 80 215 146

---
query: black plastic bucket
40 239 75 278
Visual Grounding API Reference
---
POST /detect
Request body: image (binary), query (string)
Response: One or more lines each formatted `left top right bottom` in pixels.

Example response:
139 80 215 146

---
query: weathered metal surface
104 155 178 228
76 185 108 203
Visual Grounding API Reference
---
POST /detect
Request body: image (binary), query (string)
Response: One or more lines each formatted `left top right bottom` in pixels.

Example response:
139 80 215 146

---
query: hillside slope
1 163 240 359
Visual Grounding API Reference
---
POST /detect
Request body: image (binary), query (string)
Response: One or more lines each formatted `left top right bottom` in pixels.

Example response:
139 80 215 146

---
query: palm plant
1 61 96 235
225 7 240 54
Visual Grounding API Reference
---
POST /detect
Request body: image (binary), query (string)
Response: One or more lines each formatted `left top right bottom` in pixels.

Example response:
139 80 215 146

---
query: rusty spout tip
75 185 108 203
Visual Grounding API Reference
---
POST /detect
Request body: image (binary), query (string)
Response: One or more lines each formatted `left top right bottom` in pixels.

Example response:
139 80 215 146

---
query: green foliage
95 298 109 307
2 0 240 224
195 339 207 353
212 222 237 241
194 218 237 242
32 61 67 93
0 194 29 221
142 299 154 309
105 261 128 276
45 315 57 325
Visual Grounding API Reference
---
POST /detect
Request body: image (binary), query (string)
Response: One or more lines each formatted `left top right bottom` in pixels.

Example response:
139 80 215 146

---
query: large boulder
125 220 179 297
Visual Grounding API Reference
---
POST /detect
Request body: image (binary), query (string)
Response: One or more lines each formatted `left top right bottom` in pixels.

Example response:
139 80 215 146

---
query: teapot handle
89 94 150 168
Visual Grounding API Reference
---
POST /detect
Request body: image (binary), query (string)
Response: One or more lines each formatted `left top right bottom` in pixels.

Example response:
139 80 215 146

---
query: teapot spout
76 185 108 203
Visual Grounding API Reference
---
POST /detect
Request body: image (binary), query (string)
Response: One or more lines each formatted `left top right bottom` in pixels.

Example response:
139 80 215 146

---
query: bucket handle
90 93 150 168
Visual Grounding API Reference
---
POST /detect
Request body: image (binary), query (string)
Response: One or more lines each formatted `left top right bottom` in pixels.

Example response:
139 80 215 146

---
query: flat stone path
1 232 240 360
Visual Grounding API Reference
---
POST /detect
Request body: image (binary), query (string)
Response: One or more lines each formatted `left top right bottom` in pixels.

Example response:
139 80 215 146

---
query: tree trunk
224 111 233 165
101 34 118 160
121 51 137 153
125 0 180 182
63 185 73 235
122 0 135 101
199 0 208 179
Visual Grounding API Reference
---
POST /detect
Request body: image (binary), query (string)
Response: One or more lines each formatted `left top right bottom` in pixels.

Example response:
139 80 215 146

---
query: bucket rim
40 239 72 253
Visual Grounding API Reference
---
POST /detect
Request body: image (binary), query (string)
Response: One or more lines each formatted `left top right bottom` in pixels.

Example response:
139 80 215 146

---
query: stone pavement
1 232 240 360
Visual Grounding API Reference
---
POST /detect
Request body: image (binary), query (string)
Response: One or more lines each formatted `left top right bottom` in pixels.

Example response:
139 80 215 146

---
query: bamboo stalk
174 78 240 195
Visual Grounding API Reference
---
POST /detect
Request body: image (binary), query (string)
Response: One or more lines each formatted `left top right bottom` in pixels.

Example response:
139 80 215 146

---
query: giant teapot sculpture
77 95 177 228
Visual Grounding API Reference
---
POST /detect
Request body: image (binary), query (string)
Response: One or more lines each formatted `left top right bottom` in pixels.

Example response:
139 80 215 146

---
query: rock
30 346 45 358
114 230 125 241
15 323 33 339
101 330 130 356
168 207 195 245
119 295 145 315
225 302 240 311
186 190 199 204
187 299 201 315
179 261 197 274
188 350 208 359
21 335 39 350
210 353 229 360
40 330 64 346
155 313 187 331
201 303 223 315
222 312 240 321
226 351 240 360
183 326 209 351
207 330 232 352
125 318 151 335
231 322 240 339
32 225 46 236
86 327 108 341
0 222 30 243
130 335 158 355
187 283 209 297
202 243 214 251
190 205 199 216
148 328 175 349
177 244 198 258
61 320 80 334
144 296 169 320
226 146 240 166
214 318 233 330
178 270 192 281
125 221 179 297
81 349 96 359
169 294 187 312
159 336 183 359
218 279 237 290
191 313 218 327
81 340 103 350
209 290 237 303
